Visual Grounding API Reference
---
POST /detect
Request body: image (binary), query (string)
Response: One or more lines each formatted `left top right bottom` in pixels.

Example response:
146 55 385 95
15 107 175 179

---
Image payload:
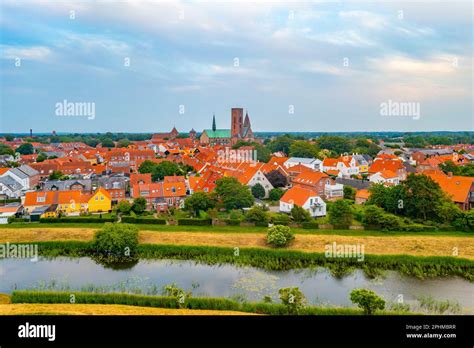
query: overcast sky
1 0 472 133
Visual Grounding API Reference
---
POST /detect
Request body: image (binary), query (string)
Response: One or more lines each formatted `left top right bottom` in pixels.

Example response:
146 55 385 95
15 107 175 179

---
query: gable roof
280 186 318 206
202 129 231 138
425 173 474 204
293 171 329 186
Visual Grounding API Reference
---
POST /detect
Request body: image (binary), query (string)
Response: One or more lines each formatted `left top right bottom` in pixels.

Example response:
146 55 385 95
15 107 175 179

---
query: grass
1 227 473 259
3 222 472 236
18 241 474 280
0 303 253 315
9 290 412 315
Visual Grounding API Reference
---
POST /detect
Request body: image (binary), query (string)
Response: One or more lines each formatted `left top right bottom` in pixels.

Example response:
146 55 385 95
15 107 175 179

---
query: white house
322 156 359 178
324 183 344 200
279 186 326 217
245 169 274 198
284 157 322 171
369 170 400 185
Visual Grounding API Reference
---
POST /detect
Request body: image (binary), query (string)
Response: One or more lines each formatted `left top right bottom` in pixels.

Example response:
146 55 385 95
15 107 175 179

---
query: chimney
448 172 453 178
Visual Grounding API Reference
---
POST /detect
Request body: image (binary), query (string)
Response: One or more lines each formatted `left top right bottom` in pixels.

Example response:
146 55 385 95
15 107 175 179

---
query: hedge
301 221 319 229
40 217 116 223
255 221 269 227
8 217 30 223
271 219 290 226
177 218 212 226
224 219 241 226
121 216 166 225
10 290 368 315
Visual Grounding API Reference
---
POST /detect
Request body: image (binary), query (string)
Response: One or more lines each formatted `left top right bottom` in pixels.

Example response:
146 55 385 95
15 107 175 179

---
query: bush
91 223 139 263
245 206 269 223
290 205 311 223
177 218 212 226
121 216 166 224
268 188 285 201
131 197 147 215
278 287 307 314
350 289 385 315
8 217 30 223
301 221 319 229
162 283 190 309
224 219 241 226
270 213 291 226
117 200 132 214
40 217 116 223
453 210 474 232
266 225 294 248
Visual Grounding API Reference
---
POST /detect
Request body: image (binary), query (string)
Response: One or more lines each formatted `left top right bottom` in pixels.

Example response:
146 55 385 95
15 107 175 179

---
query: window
100 196 104 201
37 196 45 203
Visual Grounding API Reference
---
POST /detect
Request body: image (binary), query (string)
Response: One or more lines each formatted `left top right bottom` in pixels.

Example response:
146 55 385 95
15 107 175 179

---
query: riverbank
1 227 473 259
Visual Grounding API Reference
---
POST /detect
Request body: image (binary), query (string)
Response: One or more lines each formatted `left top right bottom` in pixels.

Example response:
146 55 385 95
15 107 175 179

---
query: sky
0 0 473 133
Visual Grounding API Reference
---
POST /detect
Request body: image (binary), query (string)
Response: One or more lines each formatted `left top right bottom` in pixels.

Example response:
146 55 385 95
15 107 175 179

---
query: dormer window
37 196 45 203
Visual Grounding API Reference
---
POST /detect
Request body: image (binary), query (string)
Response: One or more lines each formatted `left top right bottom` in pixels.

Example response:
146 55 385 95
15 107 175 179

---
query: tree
316 136 351 154
131 197 147 215
16 143 34 155
138 160 157 174
36 153 47 162
278 287 307 314
91 223 139 263
265 170 287 188
214 177 254 210
101 138 115 148
343 186 356 200
5 135 14 141
269 188 285 201
453 210 474 232
117 139 130 148
117 200 132 214
290 205 311 223
153 161 182 181
48 170 65 180
245 205 269 223
350 289 385 315
329 199 353 226
184 192 216 216
288 141 319 158
0 144 14 156
268 135 294 154
251 183 265 199
266 225 294 247
403 174 448 221
85 138 100 148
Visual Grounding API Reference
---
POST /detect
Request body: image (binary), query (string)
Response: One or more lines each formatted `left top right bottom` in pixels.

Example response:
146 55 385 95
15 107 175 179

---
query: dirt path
1 227 473 259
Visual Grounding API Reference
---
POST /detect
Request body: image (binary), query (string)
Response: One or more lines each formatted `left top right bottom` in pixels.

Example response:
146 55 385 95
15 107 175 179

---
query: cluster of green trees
265 134 381 158
138 160 194 181
440 161 474 177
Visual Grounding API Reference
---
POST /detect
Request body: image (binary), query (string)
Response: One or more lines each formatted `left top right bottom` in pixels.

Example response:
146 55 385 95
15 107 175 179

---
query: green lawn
3 221 472 237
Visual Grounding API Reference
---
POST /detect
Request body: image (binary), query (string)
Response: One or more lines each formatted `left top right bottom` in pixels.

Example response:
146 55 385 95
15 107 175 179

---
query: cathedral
200 108 254 145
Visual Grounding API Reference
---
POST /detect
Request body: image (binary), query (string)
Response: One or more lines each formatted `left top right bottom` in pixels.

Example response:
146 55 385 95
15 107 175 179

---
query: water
0 257 472 313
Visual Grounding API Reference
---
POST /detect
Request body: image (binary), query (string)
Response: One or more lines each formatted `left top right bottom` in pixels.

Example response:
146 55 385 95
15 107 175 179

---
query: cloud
1 45 52 60
310 30 375 47
369 54 459 75
300 61 345 76
339 11 388 29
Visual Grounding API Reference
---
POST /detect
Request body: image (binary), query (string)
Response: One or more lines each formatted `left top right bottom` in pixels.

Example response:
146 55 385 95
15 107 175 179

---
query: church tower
231 108 243 138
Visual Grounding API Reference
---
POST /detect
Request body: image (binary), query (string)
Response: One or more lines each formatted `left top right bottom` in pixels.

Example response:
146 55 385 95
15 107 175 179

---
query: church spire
212 113 216 132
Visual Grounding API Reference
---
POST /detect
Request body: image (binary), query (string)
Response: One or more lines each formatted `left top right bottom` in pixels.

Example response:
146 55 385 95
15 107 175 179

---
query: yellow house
24 191 84 215
87 187 112 213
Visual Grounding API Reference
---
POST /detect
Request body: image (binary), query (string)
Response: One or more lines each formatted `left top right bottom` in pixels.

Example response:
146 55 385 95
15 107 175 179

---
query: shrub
266 225 294 248
162 283 190 309
117 200 132 214
268 188 285 201
270 213 291 226
224 219 241 226
350 288 385 315
245 206 269 223
177 218 212 226
301 221 319 229
453 210 474 232
91 223 139 263
278 287 307 314
290 205 311 223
